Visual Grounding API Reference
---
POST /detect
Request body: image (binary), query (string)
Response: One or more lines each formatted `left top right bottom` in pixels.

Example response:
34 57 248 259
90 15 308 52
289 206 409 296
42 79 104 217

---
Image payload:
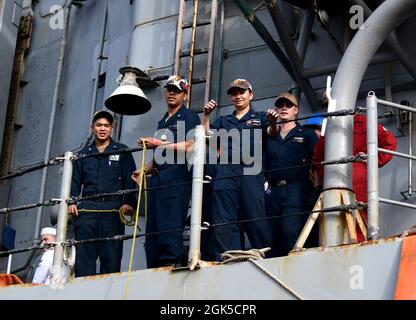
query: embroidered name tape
293 137 304 143
246 119 261 126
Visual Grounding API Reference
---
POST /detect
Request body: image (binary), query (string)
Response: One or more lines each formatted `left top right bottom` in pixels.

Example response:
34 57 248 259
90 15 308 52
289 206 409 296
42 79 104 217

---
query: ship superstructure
0 0 416 299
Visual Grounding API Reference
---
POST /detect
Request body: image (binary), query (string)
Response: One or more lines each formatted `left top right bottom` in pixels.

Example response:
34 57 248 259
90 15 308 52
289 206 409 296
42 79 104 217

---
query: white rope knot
220 248 270 264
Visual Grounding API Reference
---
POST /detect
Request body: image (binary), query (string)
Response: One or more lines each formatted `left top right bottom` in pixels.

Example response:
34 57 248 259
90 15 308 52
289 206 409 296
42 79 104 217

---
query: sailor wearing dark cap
265 92 318 257
202 79 274 261
132 75 200 268
69 109 137 277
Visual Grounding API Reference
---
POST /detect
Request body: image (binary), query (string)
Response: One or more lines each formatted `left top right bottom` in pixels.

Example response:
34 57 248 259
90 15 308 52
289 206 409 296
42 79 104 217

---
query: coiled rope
221 248 304 300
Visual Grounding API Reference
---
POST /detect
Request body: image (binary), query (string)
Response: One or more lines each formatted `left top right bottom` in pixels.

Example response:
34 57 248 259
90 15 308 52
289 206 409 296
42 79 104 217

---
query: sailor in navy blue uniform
265 92 317 257
132 75 200 268
69 110 137 277
202 79 273 261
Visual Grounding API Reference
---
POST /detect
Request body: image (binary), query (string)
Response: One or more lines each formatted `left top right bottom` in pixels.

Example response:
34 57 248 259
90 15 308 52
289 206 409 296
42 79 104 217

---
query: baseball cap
40 227 56 236
227 79 253 94
274 92 299 108
92 109 114 124
164 75 189 93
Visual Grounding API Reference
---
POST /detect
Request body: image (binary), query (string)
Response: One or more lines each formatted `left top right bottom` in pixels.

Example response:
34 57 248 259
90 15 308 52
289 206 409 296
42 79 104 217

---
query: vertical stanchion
366 93 380 240
50 151 73 289
6 254 12 274
408 105 413 195
188 125 206 270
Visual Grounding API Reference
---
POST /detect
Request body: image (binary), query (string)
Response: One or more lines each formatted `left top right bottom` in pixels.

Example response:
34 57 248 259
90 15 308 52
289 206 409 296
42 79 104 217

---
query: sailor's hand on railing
203 99 217 116
119 204 134 216
358 152 367 163
68 204 78 216
267 108 279 125
138 137 165 149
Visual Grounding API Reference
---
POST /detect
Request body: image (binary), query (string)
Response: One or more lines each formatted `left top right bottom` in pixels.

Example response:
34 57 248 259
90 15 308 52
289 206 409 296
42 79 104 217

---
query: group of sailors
45 74 396 280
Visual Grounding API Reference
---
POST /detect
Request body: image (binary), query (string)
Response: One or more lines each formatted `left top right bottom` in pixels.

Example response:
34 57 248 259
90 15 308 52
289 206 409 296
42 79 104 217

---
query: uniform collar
88 138 117 153
231 107 256 122
159 104 186 128
275 122 301 141
283 122 302 140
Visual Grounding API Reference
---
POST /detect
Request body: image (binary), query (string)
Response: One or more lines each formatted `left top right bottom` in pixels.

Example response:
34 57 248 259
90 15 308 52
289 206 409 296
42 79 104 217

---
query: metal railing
366 92 416 240
1 111 366 284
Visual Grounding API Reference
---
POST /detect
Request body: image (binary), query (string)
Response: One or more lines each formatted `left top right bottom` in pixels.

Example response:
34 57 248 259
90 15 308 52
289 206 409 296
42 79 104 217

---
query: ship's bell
105 66 151 115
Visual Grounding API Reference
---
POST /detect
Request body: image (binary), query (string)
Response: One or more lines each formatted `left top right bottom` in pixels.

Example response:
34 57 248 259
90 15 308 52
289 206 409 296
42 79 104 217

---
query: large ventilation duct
323 0 416 245
348 0 416 82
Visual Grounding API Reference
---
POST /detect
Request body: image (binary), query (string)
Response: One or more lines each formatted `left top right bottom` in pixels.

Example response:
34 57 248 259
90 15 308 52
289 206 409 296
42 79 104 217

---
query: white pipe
188 126 206 270
366 94 380 240
323 0 416 246
50 151 73 289
6 254 12 274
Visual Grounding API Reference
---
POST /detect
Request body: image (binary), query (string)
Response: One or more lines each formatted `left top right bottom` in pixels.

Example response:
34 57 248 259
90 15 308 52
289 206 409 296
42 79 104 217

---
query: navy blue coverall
265 123 317 256
71 139 137 277
146 105 200 268
205 109 274 261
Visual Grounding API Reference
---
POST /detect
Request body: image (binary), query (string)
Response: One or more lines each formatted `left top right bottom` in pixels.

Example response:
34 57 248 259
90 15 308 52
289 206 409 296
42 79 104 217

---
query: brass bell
105 66 151 115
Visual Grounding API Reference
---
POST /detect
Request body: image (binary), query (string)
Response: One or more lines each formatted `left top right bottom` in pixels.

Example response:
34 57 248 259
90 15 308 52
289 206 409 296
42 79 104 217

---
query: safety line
0 154 366 215
0 199 61 215
0 202 366 257
0 107 362 181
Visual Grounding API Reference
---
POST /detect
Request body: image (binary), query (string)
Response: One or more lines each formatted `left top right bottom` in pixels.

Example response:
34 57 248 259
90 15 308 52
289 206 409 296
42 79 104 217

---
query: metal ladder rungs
180 48 208 58
182 19 211 29
174 0 219 108
191 77 206 84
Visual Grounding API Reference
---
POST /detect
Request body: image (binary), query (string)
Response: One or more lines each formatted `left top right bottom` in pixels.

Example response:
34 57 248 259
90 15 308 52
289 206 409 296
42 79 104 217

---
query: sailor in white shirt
32 227 69 285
